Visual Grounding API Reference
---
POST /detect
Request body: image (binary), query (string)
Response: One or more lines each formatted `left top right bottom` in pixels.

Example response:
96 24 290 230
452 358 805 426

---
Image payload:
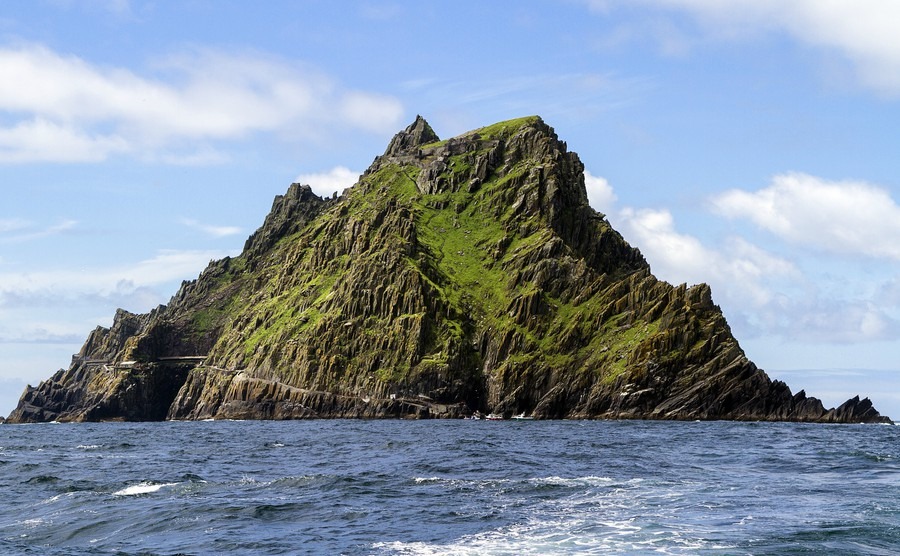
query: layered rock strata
7 116 890 423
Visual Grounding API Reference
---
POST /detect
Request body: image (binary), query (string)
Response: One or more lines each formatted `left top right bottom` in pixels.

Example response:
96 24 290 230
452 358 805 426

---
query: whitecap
528 476 614 487
374 514 726 556
42 493 72 504
76 444 102 450
20 518 46 528
239 474 273 487
112 481 177 496
411 476 513 489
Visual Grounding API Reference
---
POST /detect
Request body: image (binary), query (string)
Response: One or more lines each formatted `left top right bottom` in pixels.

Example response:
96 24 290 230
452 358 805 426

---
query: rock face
6 116 891 423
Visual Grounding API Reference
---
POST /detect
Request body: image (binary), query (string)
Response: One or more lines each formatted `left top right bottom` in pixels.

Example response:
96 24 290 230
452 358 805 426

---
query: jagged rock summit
6 116 890 423
383 115 439 156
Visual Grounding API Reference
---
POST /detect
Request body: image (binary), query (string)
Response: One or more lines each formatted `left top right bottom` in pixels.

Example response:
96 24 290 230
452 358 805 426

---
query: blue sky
2 0 900 419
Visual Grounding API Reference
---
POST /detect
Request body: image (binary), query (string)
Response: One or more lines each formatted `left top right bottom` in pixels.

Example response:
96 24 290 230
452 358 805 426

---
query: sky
1 1 899 419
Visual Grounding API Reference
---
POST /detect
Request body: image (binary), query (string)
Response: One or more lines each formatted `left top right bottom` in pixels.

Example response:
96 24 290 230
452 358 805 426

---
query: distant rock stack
6 116 891 423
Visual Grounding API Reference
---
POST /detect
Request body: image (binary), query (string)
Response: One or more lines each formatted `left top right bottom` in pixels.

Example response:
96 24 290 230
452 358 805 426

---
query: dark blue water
1 419 898 555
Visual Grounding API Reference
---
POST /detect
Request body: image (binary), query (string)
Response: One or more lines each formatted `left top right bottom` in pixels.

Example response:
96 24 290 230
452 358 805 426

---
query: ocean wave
236 474 318 488
411 476 511 488
1 419 897 555
527 476 615 487
18 517 47 529
25 475 60 484
374 514 730 555
412 476 619 488
113 481 178 496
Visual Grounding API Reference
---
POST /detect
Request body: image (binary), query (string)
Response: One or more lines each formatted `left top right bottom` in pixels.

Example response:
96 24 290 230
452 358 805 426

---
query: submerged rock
6 116 891 423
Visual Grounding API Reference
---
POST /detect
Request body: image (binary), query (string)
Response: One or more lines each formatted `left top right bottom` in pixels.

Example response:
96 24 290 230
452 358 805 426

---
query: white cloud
295 166 361 198
593 0 900 95
0 322 85 344
0 248 232 300
617 206 710 283
0 218 30 233
339 91 405 134
712 172 900 260
0 248 236 372
598 172 900 344
584 171 617 214
614 203 900 343
0 119 129 163
617 206 798 307
878 277 900 307
180 218 242 239
0 44 404 163
121 249 234 288
780 300 898 344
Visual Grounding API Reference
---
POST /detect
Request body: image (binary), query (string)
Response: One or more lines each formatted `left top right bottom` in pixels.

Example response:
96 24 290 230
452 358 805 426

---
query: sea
1 419 898 556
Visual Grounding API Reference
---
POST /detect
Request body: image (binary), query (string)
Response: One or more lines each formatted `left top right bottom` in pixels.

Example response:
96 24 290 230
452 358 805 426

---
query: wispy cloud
0 43 404 164
0 248 235 371
0 218 30 233
0 219 77 243
400 72 653 135
0 326 85 344
0 248 233 300
587 0 900 95
358 2 403 21
45 0 134 17
180 218 242 238
98 0 131 16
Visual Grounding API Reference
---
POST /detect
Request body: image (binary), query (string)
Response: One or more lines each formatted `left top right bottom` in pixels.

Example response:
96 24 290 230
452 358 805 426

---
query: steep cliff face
7 308 191 422
6 116 890 423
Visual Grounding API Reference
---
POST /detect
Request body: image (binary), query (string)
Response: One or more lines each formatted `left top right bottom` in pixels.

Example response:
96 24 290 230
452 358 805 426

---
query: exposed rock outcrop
6 116 890 423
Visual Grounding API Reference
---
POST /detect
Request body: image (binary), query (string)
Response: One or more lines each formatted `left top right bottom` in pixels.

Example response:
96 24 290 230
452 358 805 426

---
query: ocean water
1 419 898 555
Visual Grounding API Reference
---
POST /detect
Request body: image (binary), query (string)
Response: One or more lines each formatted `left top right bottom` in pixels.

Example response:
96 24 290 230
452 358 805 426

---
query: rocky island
6 116 889 423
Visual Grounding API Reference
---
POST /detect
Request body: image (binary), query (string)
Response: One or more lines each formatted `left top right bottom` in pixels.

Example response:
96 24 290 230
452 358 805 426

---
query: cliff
6 116 890 423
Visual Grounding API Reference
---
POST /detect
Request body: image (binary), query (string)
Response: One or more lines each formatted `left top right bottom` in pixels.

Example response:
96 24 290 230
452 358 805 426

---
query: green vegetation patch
420 115 541 151
470 115 541 141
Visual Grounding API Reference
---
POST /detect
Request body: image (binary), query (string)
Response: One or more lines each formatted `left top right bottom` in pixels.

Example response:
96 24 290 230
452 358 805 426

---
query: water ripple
0 420 897 554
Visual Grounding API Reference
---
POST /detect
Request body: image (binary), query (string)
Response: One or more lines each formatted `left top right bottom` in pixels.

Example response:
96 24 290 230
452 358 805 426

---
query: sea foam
113 481 177 496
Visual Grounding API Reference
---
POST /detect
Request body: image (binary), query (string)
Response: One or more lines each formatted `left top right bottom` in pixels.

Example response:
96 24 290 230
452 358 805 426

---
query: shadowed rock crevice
6 116 890 423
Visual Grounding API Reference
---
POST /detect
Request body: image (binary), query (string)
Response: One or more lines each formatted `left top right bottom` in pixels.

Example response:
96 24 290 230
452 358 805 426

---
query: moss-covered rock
6 116 890 423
